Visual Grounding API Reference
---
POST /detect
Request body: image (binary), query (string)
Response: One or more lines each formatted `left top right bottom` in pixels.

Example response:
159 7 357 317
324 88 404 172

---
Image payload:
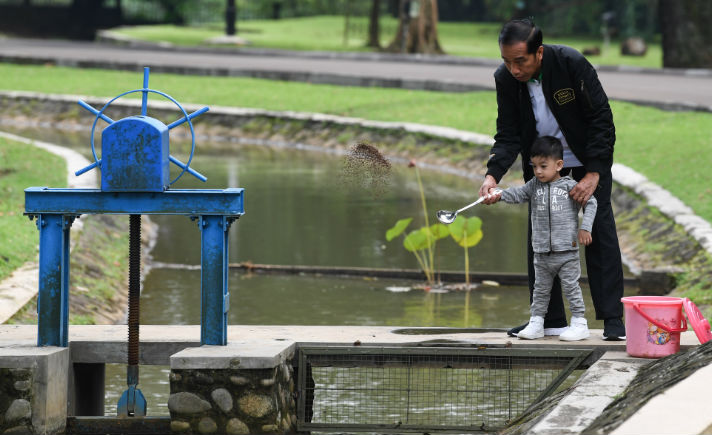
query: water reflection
141 270 536 327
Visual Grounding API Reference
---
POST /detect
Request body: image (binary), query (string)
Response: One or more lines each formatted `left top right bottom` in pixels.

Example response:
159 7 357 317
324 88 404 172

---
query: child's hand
484 189 502 205
578 230 592 246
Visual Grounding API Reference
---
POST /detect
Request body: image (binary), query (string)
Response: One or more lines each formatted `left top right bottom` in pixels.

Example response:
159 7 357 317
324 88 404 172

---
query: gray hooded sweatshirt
501 176 597 253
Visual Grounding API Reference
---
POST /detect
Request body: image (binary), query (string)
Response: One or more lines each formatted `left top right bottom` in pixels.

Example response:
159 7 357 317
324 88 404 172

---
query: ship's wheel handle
75 67 209 185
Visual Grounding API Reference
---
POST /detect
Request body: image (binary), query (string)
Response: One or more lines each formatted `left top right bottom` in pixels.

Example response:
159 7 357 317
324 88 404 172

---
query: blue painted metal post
37 214 73 347
141 67 149 116
199 215 231 345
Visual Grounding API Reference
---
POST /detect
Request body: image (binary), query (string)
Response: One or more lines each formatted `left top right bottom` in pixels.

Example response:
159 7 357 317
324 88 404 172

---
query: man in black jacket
479 19 626 340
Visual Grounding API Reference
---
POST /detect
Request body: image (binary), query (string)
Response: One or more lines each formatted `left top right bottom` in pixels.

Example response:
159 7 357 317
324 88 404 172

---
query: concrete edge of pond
611 163 712 256
526 351 649 435
0 324 703 362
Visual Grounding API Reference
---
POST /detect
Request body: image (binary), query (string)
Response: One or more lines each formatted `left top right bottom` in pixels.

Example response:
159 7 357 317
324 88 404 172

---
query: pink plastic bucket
621 296 687 358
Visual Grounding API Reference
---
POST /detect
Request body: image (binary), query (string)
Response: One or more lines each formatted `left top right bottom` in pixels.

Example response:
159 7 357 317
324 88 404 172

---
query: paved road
1 37 711 111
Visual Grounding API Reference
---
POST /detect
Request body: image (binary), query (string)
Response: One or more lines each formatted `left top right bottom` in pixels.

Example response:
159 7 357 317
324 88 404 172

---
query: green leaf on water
449 216 484 248
418 226 440 248
403 229 429 252
386 218 413 241
429 223 450 240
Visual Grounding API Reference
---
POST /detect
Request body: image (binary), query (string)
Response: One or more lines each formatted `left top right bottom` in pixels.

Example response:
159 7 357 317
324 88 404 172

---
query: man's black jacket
486 44 616 183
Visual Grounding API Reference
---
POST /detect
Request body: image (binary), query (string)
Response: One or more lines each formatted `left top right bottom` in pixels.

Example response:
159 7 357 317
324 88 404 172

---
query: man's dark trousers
526 166 624 327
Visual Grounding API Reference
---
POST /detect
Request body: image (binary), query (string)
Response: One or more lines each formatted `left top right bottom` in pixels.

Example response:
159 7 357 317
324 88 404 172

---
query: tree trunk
157 0 186 25
226 0 236 36
386 0 444 54
659 0 712 68
367 0 381 49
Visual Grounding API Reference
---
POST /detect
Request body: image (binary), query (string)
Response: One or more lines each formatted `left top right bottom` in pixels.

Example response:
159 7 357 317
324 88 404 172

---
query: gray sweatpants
531 251 585 318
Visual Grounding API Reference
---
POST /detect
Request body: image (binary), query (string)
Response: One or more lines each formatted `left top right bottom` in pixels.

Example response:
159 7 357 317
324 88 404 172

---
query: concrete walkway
1 37 711 111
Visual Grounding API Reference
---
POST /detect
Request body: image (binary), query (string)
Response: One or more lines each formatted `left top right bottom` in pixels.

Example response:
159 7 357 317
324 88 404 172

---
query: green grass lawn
111 16 663 68
1 63 709 223
0 136 65 282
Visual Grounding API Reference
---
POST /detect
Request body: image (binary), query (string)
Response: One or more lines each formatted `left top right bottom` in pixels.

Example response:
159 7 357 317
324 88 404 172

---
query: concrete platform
528 351 649 435
1 325 708 434
0 323 701 347
0 324 702 367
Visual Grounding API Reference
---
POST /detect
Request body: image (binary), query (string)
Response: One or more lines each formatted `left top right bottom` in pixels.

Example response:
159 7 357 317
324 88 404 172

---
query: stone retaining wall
168 341 297 435
168 365 296 435
0 347 69 435
0 367 33 434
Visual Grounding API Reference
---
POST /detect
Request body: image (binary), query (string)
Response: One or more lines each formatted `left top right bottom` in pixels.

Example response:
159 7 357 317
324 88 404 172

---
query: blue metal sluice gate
24 68 244 349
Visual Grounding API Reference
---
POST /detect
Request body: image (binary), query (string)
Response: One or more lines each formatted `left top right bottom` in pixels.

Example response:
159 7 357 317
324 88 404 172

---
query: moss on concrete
585 341 712 434
498 388 574 435
613 186 712 317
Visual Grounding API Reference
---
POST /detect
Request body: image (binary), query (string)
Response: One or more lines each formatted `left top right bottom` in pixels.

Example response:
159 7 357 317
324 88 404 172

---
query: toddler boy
490 136 597 341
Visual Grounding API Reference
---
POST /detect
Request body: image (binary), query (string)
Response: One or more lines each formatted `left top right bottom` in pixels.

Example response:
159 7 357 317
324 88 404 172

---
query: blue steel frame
36 214 75 347
26 68 242 348
200 215 232 345
25 188 244 347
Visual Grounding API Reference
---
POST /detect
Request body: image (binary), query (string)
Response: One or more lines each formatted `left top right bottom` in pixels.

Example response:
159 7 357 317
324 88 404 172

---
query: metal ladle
436 189 502 224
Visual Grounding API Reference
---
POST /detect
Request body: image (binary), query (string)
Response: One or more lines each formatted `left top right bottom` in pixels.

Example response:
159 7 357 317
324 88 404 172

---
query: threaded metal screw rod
117 213 146 417
128 214 141 368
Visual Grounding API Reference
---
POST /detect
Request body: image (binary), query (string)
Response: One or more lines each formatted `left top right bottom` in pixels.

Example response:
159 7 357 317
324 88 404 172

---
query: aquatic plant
385 160 449 285
448 215 484 285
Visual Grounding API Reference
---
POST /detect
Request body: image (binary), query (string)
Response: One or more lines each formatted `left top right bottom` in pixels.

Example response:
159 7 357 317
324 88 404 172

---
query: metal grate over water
297 346 590 433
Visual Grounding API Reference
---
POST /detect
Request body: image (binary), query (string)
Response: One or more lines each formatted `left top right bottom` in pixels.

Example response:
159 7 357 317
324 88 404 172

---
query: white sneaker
559 317 590 341
518 316 544 340
544 326 568 336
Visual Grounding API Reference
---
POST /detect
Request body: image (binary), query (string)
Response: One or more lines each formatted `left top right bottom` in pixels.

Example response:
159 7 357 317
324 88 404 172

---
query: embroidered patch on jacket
553 88 575 105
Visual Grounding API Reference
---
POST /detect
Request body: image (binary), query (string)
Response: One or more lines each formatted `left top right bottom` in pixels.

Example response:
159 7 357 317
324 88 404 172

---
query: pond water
147 145 530 272
3 125 634 417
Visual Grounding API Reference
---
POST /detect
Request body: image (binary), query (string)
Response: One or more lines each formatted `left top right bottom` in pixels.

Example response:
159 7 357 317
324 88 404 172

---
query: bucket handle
632 303 688 333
